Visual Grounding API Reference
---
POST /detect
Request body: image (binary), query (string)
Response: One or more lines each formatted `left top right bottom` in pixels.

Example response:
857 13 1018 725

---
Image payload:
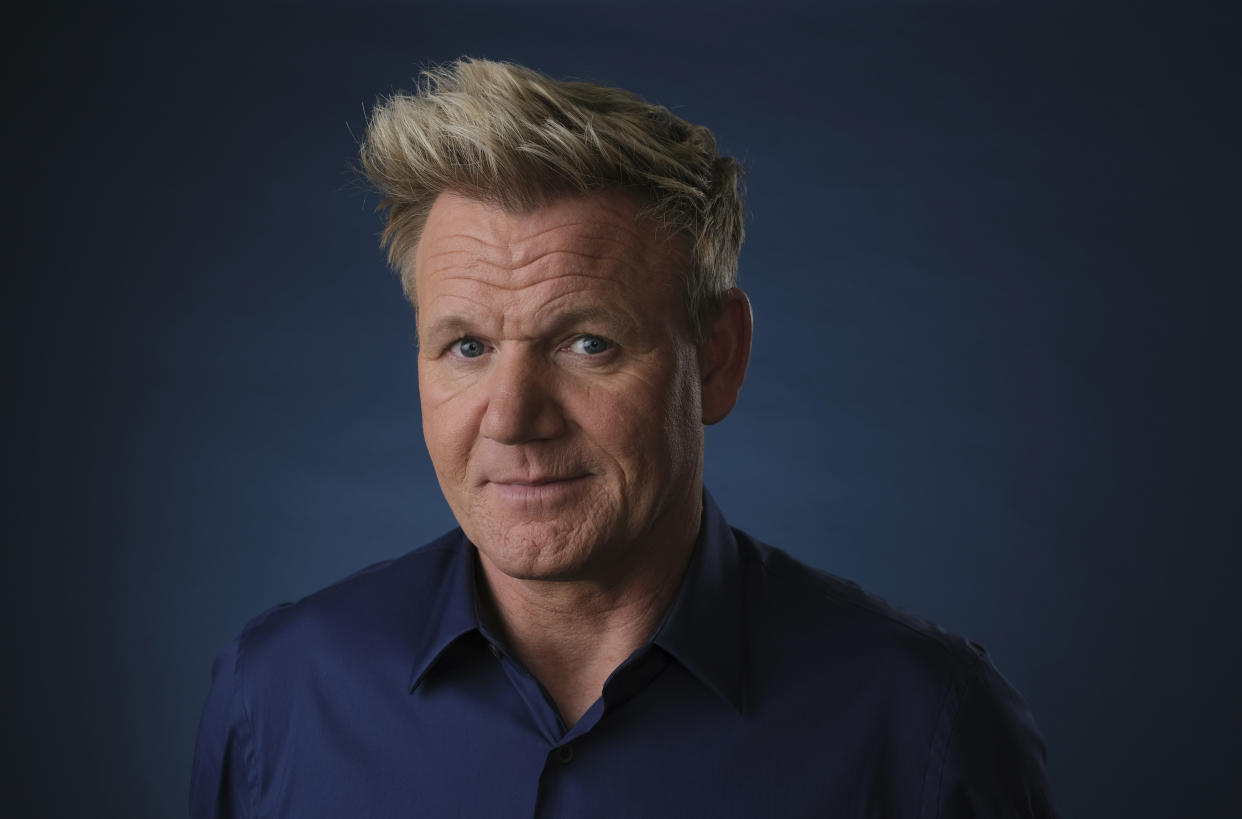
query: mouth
492 474 587 485
485 474 591 502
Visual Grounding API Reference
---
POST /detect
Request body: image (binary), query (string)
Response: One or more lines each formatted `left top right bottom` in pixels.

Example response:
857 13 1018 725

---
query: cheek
664 349 701 426
574 353 702 479
662 352 704 465
419 369 476 481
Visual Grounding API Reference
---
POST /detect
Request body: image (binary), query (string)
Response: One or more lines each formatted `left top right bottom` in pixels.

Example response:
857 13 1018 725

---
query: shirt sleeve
925 651 1059 819
189 637 256 819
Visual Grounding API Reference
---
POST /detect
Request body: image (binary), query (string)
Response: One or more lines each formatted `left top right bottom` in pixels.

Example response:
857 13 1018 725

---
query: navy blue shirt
191 494 1055 817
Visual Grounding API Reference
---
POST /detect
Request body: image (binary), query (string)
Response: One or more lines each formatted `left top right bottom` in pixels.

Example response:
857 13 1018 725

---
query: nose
479 348 566 445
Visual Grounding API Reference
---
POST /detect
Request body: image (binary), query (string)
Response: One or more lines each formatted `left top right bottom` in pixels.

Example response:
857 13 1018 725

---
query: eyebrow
420 315 476 342
543 306 640 338
420 305 640 344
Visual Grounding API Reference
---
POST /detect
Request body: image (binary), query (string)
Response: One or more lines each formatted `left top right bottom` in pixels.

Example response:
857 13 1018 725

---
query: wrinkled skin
414 190 708 586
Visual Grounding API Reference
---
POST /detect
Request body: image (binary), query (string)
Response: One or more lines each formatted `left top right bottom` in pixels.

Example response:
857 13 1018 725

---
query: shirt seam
233 628 263 819
920 661 966 819
820 579 982 668
758 544 974 666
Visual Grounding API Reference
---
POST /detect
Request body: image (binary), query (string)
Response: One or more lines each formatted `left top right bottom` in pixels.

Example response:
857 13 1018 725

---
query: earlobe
700 288 753 425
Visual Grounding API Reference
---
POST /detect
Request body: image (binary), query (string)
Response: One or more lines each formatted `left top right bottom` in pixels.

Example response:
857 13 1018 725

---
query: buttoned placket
479 628 674 816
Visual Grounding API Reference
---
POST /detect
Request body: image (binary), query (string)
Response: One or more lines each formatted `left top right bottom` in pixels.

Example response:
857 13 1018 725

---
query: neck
475 501 701 730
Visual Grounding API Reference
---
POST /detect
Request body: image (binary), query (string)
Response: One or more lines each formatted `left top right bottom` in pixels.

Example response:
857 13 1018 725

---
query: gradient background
5 1 1239 816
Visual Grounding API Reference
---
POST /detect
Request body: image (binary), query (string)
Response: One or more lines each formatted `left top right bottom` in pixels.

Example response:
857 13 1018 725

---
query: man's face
414 190 705 582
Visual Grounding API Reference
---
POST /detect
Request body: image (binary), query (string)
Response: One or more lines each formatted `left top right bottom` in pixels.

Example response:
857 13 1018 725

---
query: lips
484 474 591 503
489 475 587 486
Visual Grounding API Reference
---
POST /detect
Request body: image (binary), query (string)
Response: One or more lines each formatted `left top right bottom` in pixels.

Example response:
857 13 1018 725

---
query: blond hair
359 57 744 341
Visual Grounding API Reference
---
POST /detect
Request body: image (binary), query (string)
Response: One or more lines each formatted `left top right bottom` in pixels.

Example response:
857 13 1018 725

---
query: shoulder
737 527 988 681
191 530 470 816
733 528 1055 816
226 529 467 690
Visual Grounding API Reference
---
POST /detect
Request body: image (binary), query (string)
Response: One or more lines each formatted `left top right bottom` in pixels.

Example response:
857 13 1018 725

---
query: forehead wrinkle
509 217 645 248
419 270 587 323
426 232 512 253
429 253 655 300
509 222 650 270
420 248 503 271
424 289 494 313
516 248 648 278
423 270 623 302
420 233 649 288
420 244 512 278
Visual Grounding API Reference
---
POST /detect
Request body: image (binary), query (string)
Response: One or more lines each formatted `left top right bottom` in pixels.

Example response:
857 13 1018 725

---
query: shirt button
555 744 575 764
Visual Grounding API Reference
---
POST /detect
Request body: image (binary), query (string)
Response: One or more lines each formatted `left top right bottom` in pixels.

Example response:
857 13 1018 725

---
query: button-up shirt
191 493 1055 817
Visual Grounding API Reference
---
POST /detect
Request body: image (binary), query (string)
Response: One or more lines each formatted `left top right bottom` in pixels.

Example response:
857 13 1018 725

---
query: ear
699 288 753 425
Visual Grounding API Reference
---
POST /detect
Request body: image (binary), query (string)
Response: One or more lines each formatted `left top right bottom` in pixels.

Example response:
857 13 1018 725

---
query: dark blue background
6 1 1239 815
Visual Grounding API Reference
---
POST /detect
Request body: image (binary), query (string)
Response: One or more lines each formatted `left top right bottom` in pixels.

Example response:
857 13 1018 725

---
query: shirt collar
649 490 748 714
407 490 748 714
407 531 480 692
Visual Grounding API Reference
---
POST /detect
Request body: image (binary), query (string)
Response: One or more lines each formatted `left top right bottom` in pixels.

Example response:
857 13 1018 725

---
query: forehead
412 190 685 322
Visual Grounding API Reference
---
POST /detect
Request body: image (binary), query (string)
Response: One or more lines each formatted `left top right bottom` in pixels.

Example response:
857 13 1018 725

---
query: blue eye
453 338 485 358
572 335 611 355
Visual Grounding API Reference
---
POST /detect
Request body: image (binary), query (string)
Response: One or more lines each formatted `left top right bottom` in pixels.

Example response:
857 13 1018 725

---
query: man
191 58 1055 817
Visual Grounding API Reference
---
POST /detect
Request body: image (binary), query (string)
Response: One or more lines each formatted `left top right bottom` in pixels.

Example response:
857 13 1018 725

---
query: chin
470 517 612 582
